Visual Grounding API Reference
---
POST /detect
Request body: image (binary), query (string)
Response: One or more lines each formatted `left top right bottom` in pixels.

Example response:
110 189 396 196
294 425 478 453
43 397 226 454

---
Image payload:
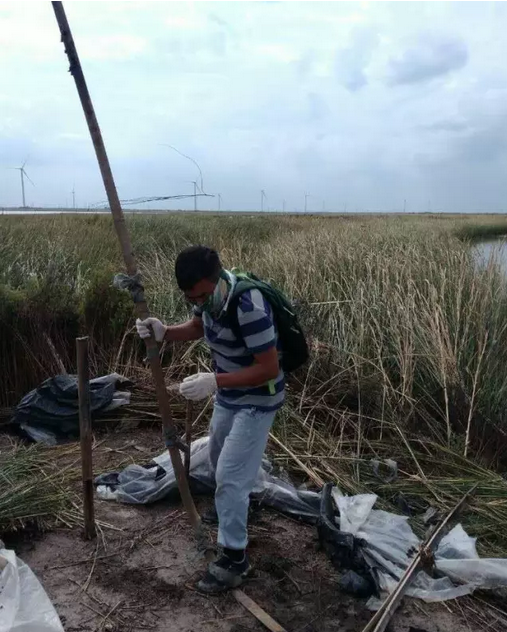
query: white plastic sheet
95 439 507 604
0 549 64 632
96 436 321 522
333 490 507 605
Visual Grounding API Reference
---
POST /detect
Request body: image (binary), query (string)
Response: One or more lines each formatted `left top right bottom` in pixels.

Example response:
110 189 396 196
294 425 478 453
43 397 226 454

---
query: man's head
175 245 223 306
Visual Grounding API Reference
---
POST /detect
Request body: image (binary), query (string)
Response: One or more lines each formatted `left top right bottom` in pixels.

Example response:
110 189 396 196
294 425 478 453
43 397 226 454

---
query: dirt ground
3 426 498 632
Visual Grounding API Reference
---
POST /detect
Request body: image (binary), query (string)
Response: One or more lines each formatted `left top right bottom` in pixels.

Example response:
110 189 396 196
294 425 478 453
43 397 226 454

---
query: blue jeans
208 402 277 550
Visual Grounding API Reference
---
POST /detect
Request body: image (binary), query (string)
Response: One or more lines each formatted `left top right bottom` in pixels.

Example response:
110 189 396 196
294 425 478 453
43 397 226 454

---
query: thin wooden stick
52 2 200 530
361 482 478 632
77 336 96 540
185 401 193 478
233 590 288 632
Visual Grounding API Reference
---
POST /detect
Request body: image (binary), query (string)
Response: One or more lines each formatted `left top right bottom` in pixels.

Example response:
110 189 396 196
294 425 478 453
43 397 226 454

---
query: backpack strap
226 279 277 395
226 279 258 341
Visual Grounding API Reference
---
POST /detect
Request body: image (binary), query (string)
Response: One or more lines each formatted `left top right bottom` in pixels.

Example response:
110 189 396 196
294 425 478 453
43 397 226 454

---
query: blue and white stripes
196 287 285 411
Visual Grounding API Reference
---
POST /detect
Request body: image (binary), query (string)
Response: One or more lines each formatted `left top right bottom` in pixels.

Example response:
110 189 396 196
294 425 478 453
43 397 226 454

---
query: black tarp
10 373 132 444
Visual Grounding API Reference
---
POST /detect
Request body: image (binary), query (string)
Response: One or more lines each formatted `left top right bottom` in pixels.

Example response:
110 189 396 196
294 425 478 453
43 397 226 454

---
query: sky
1 1 507 213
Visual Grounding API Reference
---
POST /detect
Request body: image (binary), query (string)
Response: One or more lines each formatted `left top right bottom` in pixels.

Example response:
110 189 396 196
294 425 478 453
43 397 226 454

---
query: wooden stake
76 336 96 540
185 401 193 479
52 2 200 530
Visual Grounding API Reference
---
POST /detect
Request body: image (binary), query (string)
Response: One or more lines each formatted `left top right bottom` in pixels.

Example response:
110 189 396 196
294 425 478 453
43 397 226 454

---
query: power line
90 193 213 208
159 144 204 192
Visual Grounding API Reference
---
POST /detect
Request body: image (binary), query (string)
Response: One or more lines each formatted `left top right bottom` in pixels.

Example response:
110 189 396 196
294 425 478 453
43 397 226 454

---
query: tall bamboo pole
51 1 200 529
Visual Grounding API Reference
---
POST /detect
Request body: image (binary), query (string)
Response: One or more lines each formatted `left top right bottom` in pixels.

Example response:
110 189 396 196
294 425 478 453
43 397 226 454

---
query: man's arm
165 316 204 342
215 347 279 388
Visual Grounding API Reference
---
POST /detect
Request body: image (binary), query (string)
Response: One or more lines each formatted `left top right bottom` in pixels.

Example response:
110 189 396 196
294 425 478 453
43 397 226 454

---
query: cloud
0 2 505 212
422 120 469 133
386 35 468 86
335 28 379 92
78 34 147 61
458 121 507 164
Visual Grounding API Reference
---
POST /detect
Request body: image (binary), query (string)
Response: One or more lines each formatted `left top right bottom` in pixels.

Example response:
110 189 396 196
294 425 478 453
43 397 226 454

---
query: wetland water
475 240 507 273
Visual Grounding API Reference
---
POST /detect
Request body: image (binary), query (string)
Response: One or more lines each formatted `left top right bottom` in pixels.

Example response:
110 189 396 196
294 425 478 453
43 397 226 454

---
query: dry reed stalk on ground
0 442 81 533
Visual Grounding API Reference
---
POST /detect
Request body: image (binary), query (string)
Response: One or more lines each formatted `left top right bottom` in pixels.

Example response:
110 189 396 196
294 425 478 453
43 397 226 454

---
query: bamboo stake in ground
185 401 193 479
76 336 96 540
51 1 200 530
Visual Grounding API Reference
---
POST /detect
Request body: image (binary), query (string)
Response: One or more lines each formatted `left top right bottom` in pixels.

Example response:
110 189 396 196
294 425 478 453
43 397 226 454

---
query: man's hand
136 317 167 342
179 373 217 401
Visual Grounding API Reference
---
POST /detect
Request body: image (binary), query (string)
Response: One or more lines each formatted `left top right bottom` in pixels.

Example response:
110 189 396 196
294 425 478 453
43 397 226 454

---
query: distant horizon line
1 207 507 216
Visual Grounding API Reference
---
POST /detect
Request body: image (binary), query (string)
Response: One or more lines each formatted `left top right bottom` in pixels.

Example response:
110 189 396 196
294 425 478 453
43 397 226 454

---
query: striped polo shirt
194 286 285 411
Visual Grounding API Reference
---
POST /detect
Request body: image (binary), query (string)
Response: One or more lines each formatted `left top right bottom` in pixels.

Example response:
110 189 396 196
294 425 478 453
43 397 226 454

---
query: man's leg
208 401 235 474
215 407 275 550
203 402 235 523
198 406 276 592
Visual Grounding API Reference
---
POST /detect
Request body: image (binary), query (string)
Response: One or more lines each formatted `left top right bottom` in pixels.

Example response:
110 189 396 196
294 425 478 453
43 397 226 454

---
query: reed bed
2 211 507 553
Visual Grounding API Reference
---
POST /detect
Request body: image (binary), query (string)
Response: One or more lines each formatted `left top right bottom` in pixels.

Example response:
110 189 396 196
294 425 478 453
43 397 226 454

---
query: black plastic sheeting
10 374 132 445
318 483 380 598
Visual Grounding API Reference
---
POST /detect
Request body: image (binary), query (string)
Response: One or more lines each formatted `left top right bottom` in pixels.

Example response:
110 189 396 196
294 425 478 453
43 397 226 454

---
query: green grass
3 211 507 550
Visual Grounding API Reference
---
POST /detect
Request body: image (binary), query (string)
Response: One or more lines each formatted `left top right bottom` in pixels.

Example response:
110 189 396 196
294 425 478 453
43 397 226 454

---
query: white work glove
179 373 217 401
136 317 167 343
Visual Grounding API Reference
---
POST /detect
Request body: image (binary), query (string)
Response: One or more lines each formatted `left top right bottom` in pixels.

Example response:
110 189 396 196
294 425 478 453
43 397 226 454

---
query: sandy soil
3 426 493 632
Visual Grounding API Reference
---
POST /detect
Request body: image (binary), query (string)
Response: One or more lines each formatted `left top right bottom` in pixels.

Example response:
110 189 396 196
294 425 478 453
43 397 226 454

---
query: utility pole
20 169 26 207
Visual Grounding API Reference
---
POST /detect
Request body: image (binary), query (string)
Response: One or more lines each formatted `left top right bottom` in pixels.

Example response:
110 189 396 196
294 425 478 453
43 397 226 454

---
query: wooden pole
51 1 200 530
185 401 193 479
52 8 289 631
76 336 96 540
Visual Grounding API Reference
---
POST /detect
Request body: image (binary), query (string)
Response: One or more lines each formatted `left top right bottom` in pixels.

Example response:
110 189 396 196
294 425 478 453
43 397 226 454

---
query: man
136 245 284 593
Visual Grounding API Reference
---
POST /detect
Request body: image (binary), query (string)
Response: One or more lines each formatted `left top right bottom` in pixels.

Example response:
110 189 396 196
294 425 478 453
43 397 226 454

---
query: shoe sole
196 565 252 594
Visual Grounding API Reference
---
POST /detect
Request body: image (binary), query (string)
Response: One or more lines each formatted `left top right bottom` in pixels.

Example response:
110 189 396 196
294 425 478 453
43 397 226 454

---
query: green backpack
226 271 309 373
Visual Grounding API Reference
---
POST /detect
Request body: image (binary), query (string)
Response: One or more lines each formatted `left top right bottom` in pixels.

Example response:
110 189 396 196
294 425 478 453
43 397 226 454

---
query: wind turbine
217 193 222 212
261 189 267 212
304 191 310 213
12 160 34 207
72 184 76 209
187 180 199 211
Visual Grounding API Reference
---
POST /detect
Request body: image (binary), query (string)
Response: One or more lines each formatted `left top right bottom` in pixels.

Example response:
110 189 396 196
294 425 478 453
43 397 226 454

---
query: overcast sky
1 1 507 212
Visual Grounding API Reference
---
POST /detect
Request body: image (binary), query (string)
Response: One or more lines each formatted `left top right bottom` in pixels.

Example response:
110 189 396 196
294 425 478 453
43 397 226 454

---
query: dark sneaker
202 506 218 525
197 553 251 594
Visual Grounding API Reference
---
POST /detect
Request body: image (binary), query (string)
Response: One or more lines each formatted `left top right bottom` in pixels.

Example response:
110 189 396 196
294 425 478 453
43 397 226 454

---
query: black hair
174 245 222 291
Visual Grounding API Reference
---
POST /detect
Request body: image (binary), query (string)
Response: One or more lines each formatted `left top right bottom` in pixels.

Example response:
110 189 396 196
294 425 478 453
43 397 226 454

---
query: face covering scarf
200 269 235 316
